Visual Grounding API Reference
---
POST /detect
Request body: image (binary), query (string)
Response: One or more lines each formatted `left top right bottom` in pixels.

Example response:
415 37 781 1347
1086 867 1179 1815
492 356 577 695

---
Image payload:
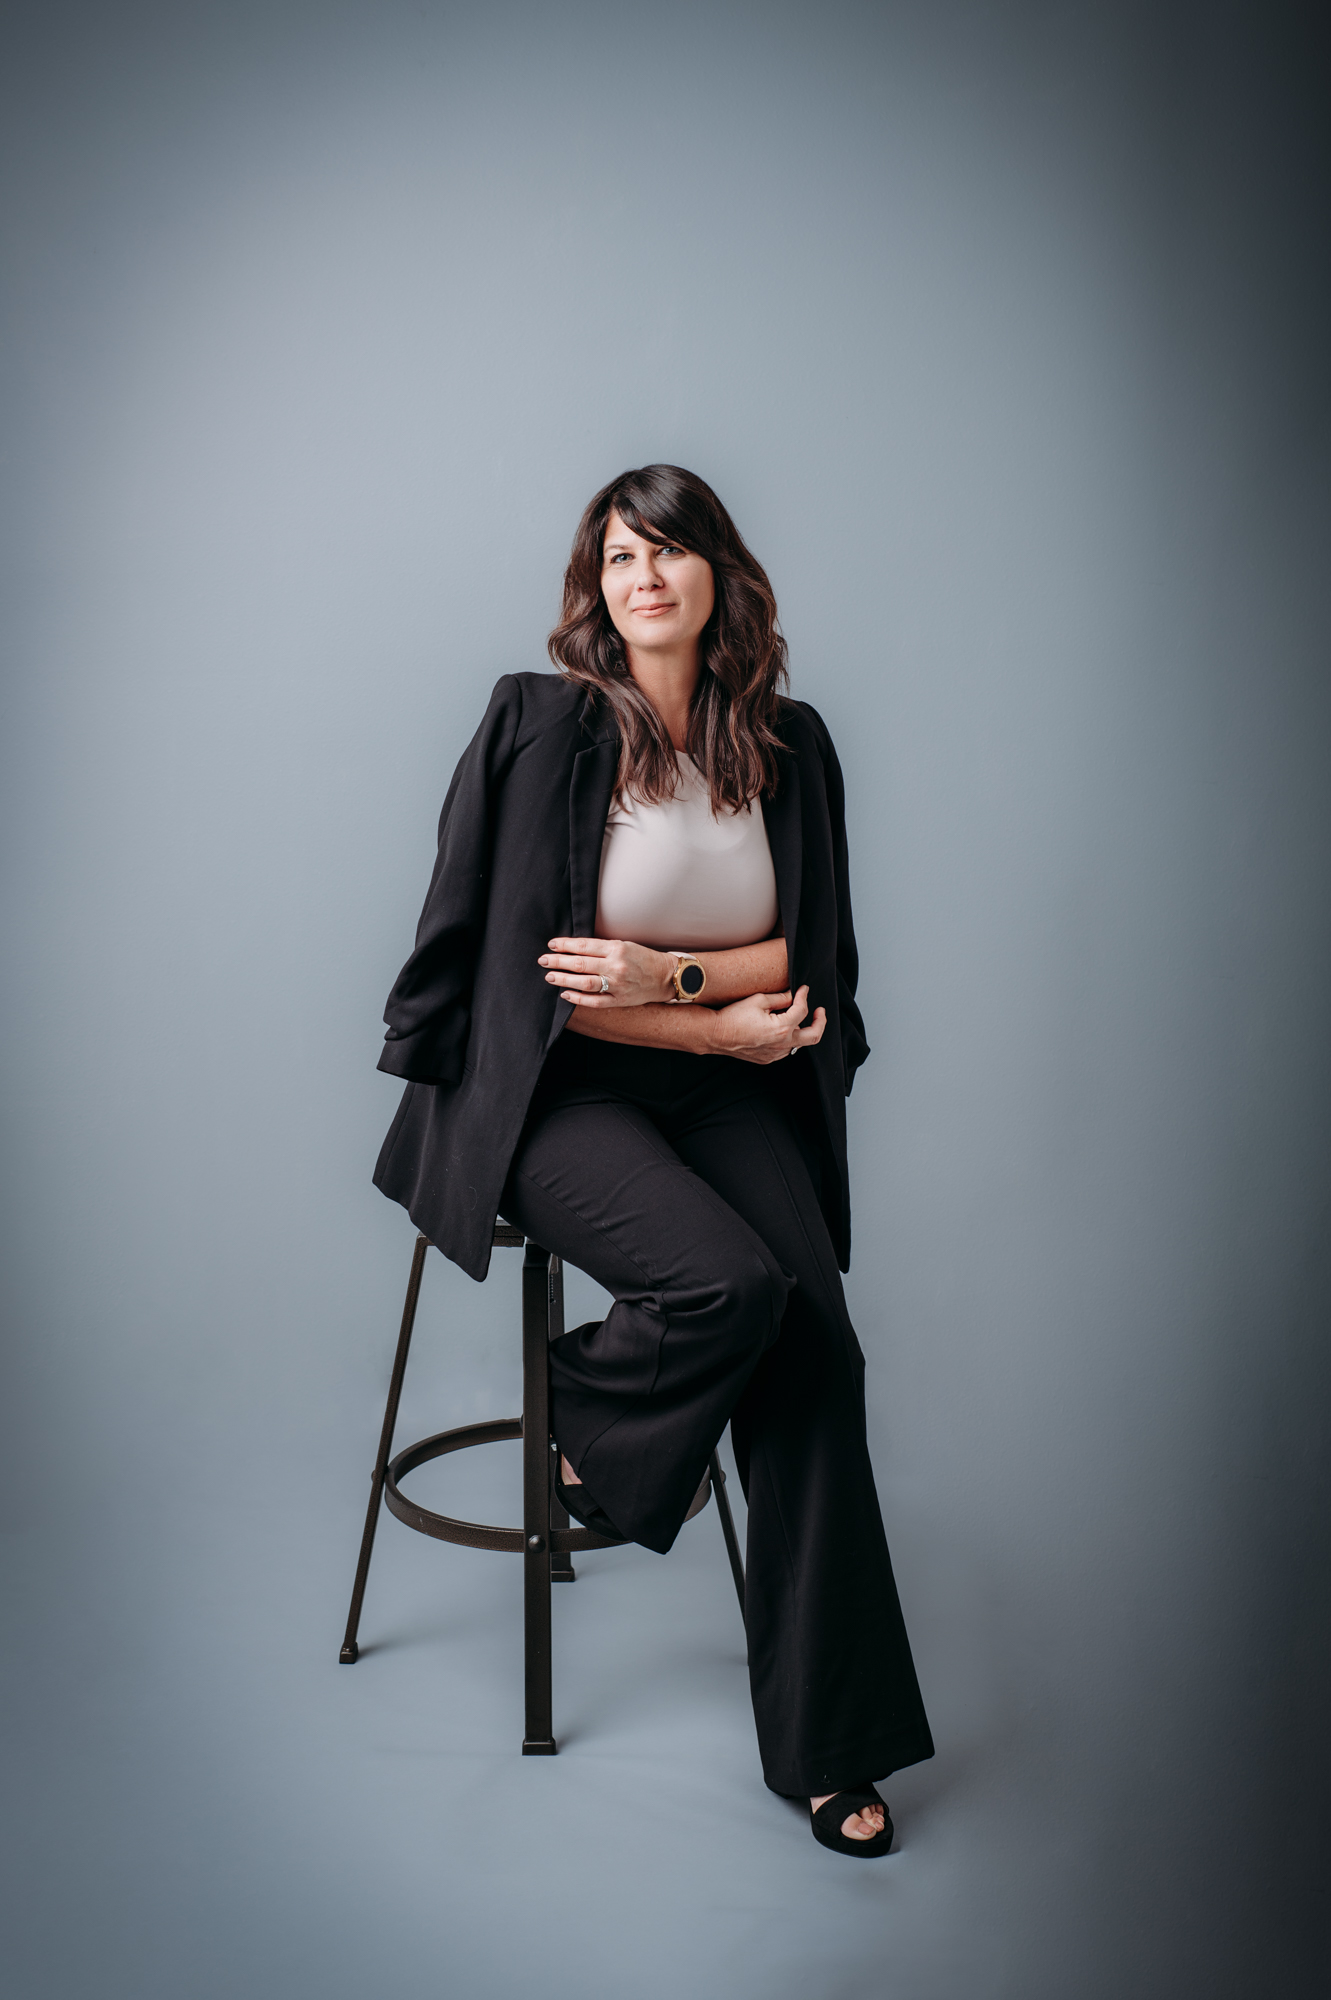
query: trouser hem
762 1726 936 1800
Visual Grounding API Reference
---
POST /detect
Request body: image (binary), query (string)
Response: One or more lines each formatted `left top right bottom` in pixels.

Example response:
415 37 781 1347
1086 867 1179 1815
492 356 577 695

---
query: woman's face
600 508 715 658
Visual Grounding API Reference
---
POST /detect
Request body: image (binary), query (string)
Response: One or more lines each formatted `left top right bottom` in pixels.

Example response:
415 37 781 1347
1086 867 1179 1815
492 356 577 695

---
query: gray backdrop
3 3 1327 1996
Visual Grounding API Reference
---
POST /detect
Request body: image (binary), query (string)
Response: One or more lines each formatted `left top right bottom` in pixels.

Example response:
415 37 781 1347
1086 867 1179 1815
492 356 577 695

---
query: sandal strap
810 1785 884 1836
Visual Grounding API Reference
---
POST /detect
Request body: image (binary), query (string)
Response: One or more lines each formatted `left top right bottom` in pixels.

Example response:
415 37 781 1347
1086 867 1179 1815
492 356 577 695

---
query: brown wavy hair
547 464 789 812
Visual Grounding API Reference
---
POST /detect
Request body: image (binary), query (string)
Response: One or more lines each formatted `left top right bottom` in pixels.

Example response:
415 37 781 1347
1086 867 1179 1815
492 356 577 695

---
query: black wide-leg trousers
500 1034 934 1798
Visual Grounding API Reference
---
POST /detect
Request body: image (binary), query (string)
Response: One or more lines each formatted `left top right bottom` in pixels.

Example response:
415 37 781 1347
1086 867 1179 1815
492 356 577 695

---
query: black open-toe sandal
809 1784 894 1858
554 1464 625 1543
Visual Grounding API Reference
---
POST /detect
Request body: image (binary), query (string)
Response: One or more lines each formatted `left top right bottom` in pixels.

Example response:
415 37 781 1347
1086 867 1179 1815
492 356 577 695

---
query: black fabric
553 1464 624 1542
372 673 869 1281
499 1034 934 1800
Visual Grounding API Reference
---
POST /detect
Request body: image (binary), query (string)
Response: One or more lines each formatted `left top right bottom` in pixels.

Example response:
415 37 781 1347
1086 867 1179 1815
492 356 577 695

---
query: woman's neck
625 646 701 753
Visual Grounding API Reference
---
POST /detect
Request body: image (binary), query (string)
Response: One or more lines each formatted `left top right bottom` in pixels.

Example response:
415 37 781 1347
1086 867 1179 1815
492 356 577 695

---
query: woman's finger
767 983 807 1010
541 954 608 975
793 1009 827 1046
547 937 610 956
545 971 609 991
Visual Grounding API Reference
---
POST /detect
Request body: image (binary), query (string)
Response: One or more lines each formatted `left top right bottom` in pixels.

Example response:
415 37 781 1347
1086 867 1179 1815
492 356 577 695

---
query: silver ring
599 976 611 994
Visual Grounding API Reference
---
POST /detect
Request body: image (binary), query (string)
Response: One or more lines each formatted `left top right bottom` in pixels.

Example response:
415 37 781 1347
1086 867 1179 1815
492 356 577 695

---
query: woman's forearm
565 979 826 1066
565 1000 720 1053
540 932 788 1012
690 935 787 1004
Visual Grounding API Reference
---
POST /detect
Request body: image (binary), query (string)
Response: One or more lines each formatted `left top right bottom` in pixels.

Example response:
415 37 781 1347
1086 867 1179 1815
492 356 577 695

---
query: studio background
2 4 1327 1996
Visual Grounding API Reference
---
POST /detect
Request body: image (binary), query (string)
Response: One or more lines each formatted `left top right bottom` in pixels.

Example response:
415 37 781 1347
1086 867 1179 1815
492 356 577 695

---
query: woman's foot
810 1791 887 1841
807 1783 893 1855
559 1456 711 1520
554 1456 623 1540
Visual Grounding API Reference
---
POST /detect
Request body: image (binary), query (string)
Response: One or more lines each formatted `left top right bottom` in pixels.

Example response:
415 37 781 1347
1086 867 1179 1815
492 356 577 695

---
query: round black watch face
680 963 706 996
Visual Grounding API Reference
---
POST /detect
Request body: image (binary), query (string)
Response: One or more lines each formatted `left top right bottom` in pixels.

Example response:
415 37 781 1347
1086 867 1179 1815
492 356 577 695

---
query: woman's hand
708 986 826 1064
540 936 674 1008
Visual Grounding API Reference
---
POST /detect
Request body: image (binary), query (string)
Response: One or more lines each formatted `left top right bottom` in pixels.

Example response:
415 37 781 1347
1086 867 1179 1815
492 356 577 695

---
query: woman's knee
715 1248 791 1353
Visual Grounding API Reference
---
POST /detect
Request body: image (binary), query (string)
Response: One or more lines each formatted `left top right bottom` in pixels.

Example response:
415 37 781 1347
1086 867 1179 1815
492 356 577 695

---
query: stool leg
549 1445 576 1582
547 1258 576 1582
710 1447 746 1619
521 1241 557 1753
340 1232 430 1663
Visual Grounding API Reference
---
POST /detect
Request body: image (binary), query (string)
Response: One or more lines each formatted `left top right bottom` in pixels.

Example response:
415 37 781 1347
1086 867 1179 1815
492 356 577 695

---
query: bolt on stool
339 1220 748 1754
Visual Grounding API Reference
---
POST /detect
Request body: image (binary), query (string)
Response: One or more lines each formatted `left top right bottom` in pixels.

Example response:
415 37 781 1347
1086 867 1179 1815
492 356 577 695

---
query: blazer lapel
568 738 620 936
545 728 621 1051
762 752 803 984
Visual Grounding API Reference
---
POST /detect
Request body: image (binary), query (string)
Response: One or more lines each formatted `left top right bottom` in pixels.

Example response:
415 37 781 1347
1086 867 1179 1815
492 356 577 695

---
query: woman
373 465 933 1855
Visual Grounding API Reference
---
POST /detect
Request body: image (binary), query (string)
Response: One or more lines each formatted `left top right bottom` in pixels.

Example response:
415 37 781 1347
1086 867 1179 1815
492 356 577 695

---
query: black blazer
373 672 869 1281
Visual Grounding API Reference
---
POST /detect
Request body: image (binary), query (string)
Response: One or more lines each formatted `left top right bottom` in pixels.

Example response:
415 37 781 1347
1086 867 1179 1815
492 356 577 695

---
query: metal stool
339 1221 747 1754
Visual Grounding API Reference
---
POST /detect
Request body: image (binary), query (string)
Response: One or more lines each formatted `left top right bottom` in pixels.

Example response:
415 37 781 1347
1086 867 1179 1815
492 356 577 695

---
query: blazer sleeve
376 674 523 1085
804 704 870 1094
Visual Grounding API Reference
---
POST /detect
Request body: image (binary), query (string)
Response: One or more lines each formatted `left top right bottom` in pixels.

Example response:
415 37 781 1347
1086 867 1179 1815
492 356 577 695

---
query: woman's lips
634 602 674 615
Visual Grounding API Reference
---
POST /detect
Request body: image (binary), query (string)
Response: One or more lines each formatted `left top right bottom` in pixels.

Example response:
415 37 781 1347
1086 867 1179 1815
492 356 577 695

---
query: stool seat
339 1220 747 1753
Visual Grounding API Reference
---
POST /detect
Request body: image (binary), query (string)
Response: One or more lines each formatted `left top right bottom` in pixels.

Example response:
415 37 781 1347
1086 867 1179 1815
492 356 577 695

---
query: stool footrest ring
384 1419 625 1553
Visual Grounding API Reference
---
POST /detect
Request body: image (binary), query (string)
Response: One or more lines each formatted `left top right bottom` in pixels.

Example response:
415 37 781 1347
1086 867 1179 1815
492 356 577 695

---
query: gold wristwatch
670 953 707 1003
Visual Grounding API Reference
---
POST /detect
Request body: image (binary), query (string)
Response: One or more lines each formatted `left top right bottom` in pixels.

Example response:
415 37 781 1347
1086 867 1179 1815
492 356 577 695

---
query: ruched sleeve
804 704 870 1095
376 675 523 1085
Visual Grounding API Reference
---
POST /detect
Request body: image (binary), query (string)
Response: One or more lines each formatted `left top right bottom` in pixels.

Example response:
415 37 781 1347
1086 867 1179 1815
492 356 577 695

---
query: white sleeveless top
594 753 780 951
